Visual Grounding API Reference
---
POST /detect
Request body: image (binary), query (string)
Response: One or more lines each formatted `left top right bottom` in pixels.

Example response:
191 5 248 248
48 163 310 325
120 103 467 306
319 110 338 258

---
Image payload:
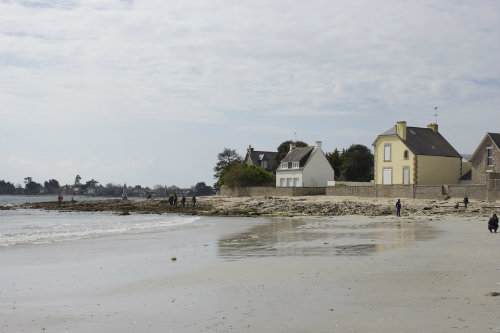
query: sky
1 0 499 188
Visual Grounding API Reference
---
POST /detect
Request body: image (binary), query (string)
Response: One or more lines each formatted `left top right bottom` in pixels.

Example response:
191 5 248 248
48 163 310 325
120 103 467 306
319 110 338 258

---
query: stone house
373 121 462 185
244 146 278 173
276 141 335 187
469 132 500 184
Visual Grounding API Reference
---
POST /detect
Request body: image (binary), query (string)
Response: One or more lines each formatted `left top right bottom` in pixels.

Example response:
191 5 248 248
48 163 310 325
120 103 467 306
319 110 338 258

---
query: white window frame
382 168 392 185
384 144 391 162
292 161 299 169
261 160 267 169
487 147 493 166
281 162 288 169
403 167 410 185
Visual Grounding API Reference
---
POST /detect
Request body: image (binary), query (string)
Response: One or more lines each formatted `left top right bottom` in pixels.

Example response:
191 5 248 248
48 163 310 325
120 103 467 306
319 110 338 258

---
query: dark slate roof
247 150 277 168
281 146 314 167
488 132 500 149
378 126 461 158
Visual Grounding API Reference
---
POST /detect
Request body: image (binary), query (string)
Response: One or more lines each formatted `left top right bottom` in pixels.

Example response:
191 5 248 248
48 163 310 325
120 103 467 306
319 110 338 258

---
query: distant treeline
0 176 216 197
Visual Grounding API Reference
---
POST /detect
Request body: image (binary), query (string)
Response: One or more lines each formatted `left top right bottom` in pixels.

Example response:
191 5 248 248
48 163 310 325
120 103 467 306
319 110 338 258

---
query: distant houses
373 121 462 185
244 145 277 173
470 132 500 184
276 141 334 187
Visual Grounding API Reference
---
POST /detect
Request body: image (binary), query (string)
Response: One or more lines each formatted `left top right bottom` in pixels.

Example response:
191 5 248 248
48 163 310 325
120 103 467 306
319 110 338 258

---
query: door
403 167 410 185
280 178 286 187
286 178 293 187
293 178 300 187
382 168 392 185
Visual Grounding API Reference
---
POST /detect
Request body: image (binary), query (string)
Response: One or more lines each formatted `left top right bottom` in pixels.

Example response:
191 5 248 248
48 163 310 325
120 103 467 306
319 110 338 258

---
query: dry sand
1 213 499 333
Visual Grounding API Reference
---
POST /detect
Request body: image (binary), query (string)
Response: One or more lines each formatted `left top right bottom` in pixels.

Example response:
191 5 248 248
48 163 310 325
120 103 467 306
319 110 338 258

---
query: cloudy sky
1 0 499 188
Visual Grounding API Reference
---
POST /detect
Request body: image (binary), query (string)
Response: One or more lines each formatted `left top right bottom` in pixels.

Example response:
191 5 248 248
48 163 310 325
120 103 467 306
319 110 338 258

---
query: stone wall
326 186 376 197
222 184 492 200
220 186 325 197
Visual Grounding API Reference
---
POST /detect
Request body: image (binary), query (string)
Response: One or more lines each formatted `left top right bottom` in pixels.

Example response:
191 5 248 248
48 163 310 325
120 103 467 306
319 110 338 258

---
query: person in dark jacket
396 199 401 217
488 213 498 233
463 195 469 209
192 196 197 207
181 195 186 207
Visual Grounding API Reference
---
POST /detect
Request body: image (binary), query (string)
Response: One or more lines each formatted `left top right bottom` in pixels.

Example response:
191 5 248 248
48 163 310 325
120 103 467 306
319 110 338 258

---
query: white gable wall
275 170 303 187
302 148 335 187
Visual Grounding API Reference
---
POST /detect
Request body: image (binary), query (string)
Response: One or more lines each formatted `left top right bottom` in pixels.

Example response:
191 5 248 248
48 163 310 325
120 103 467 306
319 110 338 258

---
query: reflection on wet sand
218 217 439 260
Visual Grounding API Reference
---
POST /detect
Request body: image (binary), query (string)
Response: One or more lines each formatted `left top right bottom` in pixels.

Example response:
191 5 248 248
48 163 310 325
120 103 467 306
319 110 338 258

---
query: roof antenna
433 106 438 123
294 131 297 142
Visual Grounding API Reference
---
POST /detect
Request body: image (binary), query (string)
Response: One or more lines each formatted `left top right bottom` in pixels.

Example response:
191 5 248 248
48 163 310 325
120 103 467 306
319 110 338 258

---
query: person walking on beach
57 194 63 205
463 195 469 209
396 199 401 217
174 194 178 206
192 195 196 207
488 213 498 233
181 195 186 207
169 195 174 206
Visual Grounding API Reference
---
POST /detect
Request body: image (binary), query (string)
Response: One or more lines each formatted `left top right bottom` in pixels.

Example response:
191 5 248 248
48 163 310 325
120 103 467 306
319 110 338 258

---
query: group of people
395 196 499 233
168 194 196 207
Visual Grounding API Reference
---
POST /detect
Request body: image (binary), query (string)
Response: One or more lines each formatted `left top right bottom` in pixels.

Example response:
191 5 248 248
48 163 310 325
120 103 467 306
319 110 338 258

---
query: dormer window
261 160 268 169
281 162 288 169
292 161 299 169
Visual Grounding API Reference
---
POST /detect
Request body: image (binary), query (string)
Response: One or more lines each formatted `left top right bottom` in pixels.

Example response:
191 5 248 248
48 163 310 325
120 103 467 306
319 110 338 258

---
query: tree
222 163 275 187
214 148 243 181
272 140 308 172
43 179 60 194
74 175 81 186
340 144 374 182
24 177 42 194
0 180 15 194
325 148 344 180
81 179 98 191
193 182 216 196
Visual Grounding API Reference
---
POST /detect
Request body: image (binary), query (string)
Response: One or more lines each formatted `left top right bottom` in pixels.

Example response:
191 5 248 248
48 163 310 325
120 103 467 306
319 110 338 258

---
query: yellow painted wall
374 137 415 185
416 155 461 185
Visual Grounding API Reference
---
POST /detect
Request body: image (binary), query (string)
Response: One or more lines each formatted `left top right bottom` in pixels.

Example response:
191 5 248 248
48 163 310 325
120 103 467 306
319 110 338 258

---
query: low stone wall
326 186 376 197
376 185 415 198
222 184 492 200
220 186 325 197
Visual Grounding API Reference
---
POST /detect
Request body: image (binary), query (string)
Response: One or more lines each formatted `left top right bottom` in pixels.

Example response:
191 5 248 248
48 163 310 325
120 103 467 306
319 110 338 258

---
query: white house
276 141 335 187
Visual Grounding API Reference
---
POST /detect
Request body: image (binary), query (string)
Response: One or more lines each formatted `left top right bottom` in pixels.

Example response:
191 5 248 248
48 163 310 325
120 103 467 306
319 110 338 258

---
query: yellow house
373 121 462 185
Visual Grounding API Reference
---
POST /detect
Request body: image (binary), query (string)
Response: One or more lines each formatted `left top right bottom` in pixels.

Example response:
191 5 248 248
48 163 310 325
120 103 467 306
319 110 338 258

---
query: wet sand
1 215 499 332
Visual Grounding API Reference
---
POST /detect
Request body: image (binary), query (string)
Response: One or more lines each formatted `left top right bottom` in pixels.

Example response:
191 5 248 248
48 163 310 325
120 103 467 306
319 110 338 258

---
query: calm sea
0 195 200 247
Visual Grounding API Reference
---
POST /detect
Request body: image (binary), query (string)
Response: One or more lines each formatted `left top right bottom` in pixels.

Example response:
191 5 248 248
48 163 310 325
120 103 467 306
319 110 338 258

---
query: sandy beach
1 212 499 332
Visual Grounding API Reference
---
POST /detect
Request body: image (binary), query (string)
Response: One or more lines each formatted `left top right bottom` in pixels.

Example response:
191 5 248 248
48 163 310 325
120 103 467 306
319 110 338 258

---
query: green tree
222 163 275 187
272 140 308 172
24 177 42 194
340 144 374 182
193 182 216 196
214 148 243 182
74 175 81 186
325 148 344 180
0 180 16 194
43 179 60 194
81 179 99 191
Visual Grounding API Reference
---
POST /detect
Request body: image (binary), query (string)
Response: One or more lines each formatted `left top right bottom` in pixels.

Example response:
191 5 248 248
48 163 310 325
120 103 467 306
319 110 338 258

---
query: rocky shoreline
12 195 500 217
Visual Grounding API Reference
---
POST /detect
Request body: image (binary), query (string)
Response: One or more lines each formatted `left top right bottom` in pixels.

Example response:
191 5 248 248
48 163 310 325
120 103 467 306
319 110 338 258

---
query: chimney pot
427 123 438 133
316 141 322 150
396 121 407 141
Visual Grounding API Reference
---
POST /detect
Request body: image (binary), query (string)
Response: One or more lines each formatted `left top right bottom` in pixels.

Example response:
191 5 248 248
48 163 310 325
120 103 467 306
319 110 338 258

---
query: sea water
0 195 201 247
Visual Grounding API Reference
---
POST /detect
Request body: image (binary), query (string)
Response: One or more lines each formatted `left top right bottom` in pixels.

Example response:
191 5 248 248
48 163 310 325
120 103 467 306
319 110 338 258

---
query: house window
261 160 267 169
382 168 392 184
403 167 410 185
281 162 288 169
404 150 409 159
292 161 299 169
384 144 391 161
487 147 493 166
